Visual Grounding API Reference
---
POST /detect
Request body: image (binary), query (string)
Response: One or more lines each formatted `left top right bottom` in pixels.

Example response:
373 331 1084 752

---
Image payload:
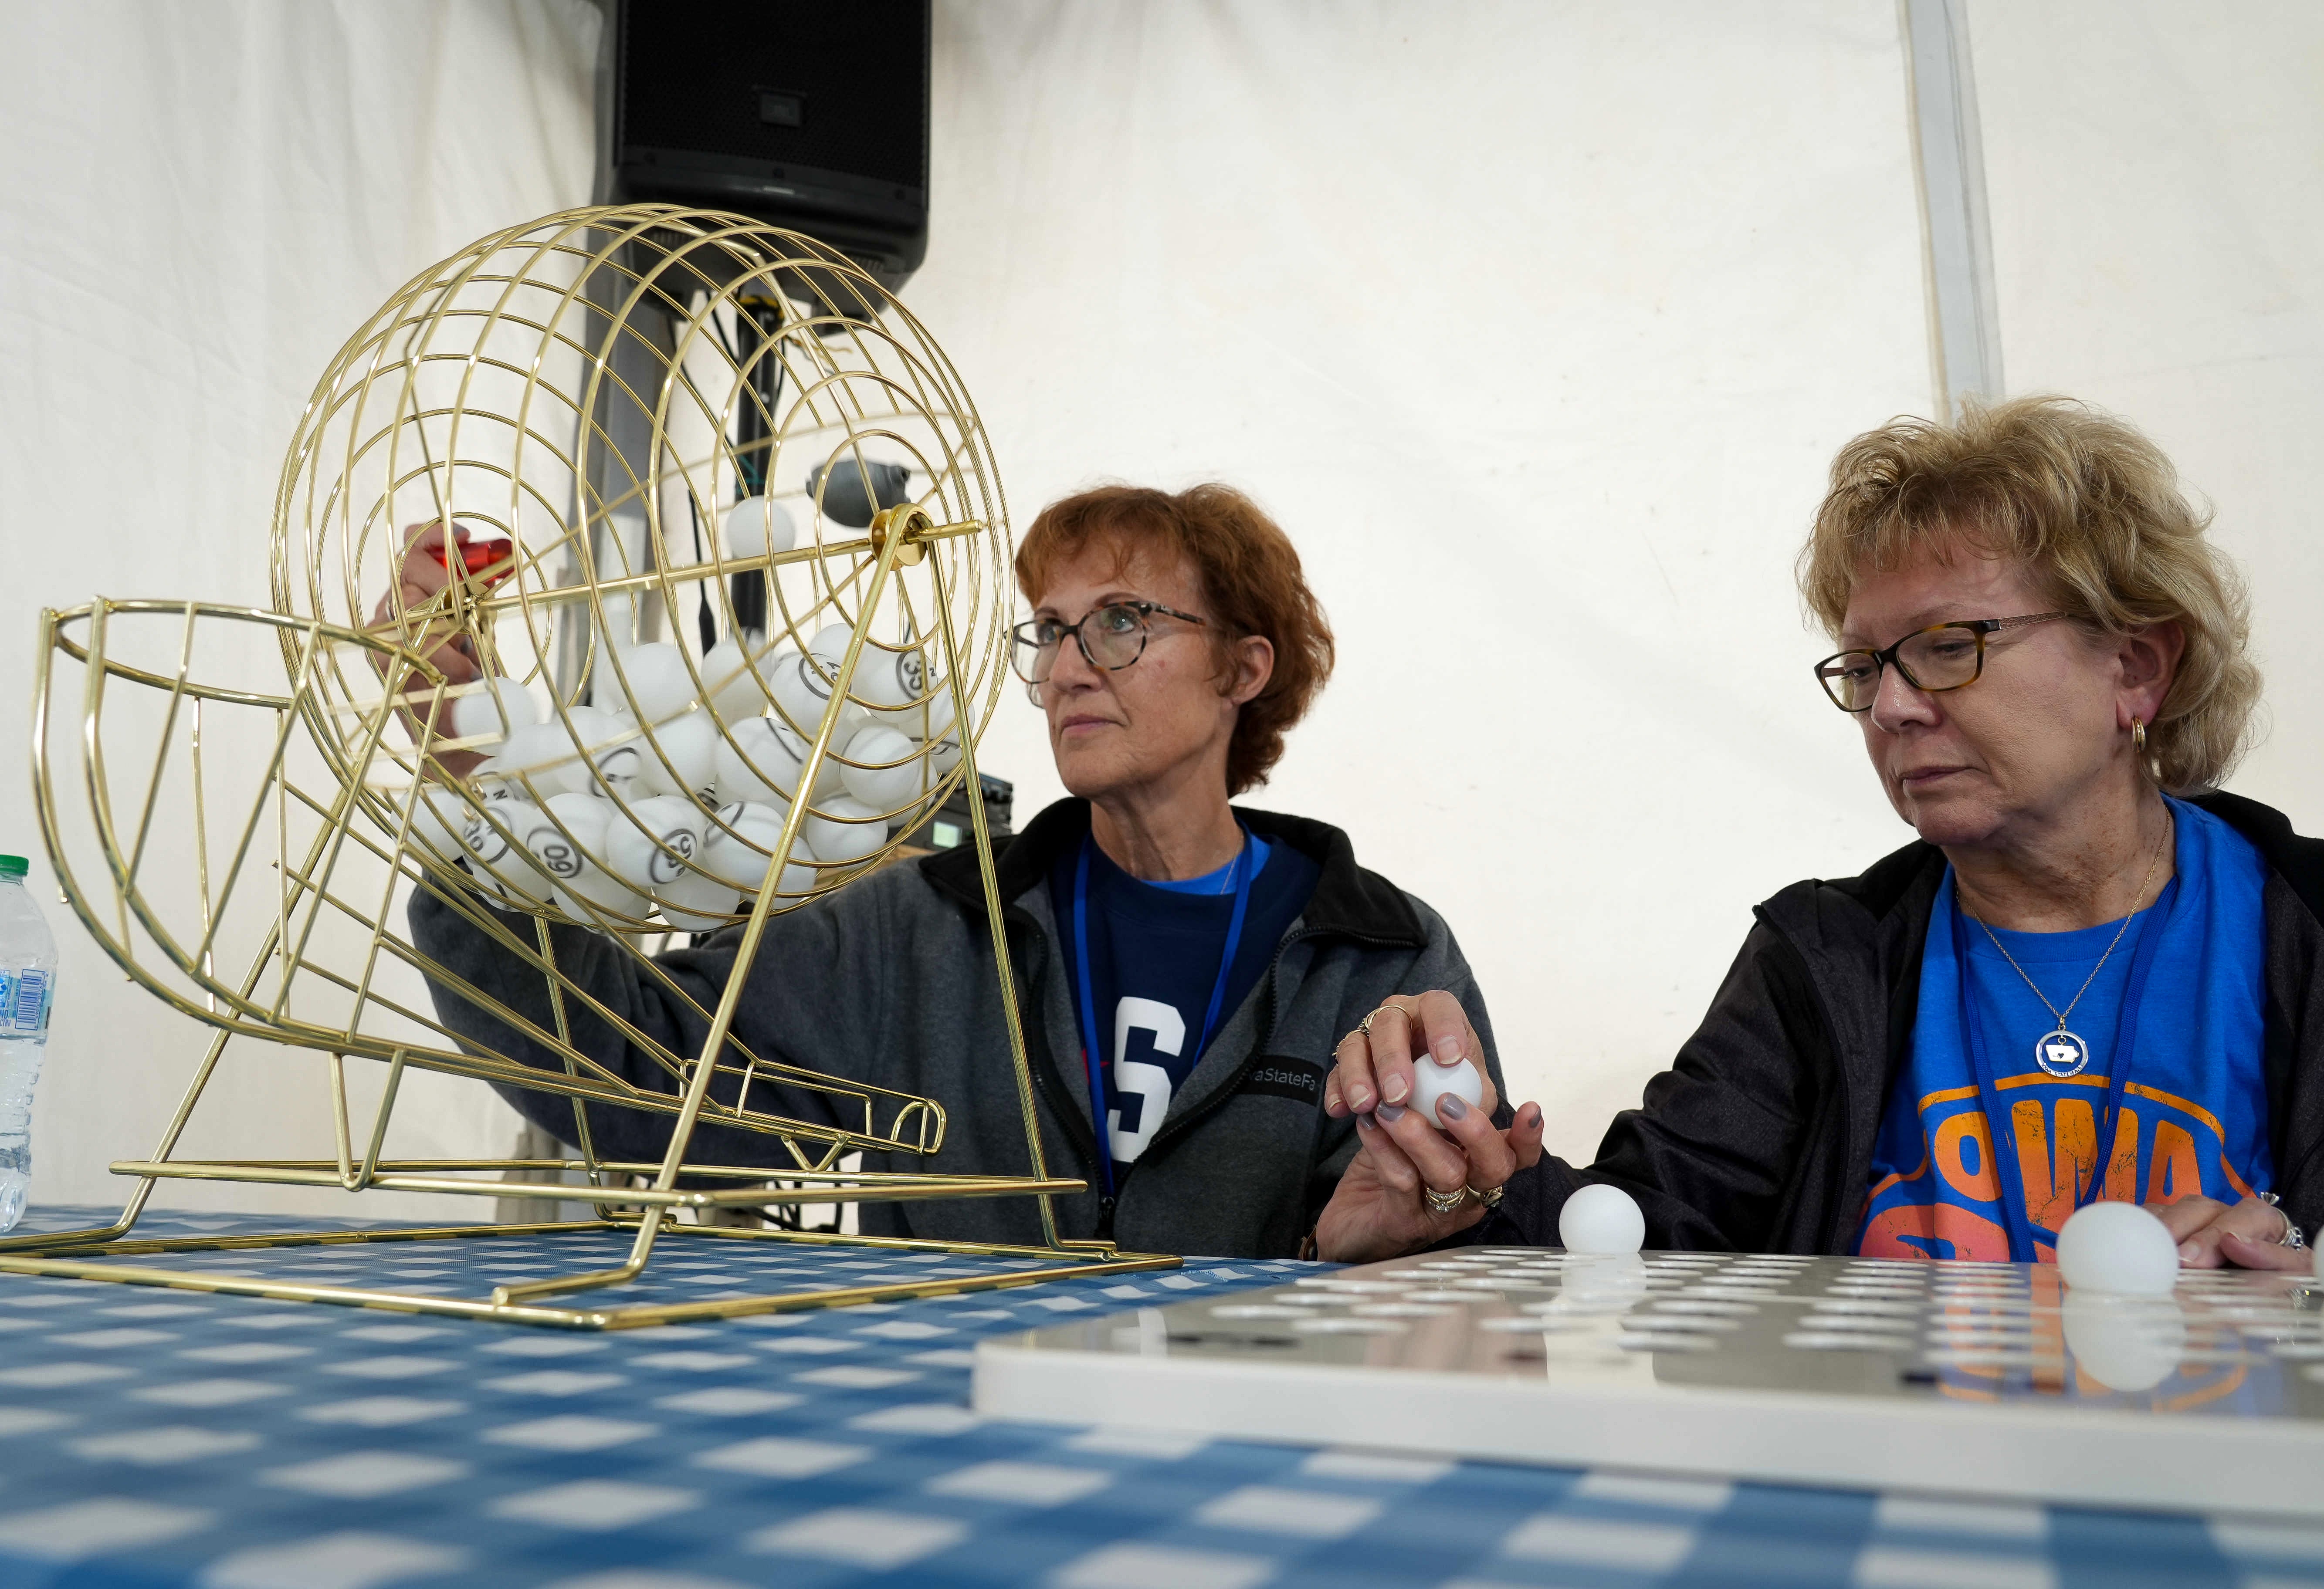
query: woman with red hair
408 483 1507 1258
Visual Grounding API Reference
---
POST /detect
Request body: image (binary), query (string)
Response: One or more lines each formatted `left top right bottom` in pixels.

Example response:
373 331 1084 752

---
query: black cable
728 296 789 634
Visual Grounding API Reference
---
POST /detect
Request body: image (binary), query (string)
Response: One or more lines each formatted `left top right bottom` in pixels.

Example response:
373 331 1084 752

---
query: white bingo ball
874 644 928 710
2056 1200 2180 1297
1406 1055 1485 1129
521 794 645 926
804 794 888 865
877 688 961 775
459 797 556 911
569 707 645 799
464 755 511 804
714 715 840 806
802 623 889 713
655 858 739 933
703 801 819 899
1558 1183 1646 1255
839 723 925 812
767 647 862 740
701 634 776 724
407 785 478 865
603 794 702 893
448 675 537 744
489 721 583 800
714 716 797 806
609 642 697 726
722 494 796 560
807 622 854 671
840 641 921 712
633 710 720 799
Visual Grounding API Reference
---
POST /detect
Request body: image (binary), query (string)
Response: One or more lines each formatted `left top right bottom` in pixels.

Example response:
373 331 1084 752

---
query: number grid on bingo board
974 1246 2324 1518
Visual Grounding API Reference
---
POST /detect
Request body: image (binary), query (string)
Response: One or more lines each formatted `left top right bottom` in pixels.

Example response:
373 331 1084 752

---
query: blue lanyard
1952 870 2180 1260
1072 828 1258 1196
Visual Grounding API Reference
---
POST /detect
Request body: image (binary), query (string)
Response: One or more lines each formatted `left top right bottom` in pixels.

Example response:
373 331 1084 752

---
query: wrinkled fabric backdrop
0 0 2315 1214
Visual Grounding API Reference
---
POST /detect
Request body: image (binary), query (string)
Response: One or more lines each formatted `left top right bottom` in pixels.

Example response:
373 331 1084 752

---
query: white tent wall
0 1 2312 1214
1969 0 2324 825
917 0 1934 1163
0 0 600 1213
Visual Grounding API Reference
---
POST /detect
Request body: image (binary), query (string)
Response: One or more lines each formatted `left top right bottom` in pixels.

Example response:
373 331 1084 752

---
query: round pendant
2034 1028 2091 1078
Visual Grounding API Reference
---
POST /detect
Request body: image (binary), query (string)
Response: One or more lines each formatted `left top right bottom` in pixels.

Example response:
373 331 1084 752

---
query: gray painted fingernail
1375 1103 1406 1124
1437 1093 1468 1122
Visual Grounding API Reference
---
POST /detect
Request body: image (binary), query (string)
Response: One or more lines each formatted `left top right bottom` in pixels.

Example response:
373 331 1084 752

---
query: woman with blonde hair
1317 396 2324 1270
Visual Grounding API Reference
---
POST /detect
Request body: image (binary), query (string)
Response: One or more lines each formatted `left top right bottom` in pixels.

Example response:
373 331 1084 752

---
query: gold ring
1358 1004 1398 1038
1422 1184 1470 1216
1469 1183 1505 1210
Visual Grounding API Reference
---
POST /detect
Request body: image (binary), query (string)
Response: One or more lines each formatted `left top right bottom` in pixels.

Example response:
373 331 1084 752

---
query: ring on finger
1468 1183 1504 1210
1422 1184 1470 1216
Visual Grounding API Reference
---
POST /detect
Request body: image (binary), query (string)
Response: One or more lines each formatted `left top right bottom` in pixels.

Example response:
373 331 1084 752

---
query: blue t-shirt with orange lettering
1858 797 2273 1263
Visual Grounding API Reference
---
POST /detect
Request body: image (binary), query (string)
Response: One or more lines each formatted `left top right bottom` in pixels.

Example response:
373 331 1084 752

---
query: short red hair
1016 484 1335 794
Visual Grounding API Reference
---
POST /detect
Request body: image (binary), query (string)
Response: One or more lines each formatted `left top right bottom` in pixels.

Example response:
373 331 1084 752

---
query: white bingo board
973 1248 2324 1518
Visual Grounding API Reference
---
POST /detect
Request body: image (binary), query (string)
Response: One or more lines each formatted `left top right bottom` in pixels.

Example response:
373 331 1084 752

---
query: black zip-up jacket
410 798 1502 1258
1477 792 2324 1252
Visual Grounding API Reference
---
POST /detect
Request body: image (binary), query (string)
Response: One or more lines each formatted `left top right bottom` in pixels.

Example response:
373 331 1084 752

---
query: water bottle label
0 970 50 1035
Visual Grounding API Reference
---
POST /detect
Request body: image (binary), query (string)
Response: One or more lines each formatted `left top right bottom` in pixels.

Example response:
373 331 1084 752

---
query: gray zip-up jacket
410 799 1501 1258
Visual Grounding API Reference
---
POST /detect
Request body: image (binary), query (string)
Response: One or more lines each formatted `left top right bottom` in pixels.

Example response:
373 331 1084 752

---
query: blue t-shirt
1052 828 1320 1186
1859 797 2273 1263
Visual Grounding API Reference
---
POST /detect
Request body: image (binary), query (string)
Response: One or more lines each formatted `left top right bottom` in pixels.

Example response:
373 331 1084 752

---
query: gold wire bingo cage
11 205 1175 1326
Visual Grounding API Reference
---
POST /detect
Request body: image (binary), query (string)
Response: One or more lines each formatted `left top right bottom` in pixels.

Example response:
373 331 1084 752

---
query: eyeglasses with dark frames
1010 600 1209 686
1814 613 2069 713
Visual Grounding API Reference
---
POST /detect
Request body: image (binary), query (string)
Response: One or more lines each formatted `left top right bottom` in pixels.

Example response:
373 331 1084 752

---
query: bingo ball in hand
1406 1055 1484 1129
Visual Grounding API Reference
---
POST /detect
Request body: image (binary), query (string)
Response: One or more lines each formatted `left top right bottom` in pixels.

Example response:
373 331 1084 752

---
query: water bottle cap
0 857 23 880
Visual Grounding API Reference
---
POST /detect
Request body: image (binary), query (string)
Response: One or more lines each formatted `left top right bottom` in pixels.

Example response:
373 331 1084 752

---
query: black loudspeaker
606 0 932 292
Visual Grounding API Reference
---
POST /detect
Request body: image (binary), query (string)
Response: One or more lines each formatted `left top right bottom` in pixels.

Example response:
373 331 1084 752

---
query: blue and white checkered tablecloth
0 1207 2316 1588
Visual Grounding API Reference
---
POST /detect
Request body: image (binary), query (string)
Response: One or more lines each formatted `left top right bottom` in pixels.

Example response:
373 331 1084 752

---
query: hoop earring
2132 717 2148 754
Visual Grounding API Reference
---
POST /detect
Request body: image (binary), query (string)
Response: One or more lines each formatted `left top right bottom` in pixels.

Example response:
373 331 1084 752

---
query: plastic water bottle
0 855 57 1232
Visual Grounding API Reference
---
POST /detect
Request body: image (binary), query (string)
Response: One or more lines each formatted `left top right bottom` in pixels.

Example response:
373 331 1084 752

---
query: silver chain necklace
1962 812 2172 1078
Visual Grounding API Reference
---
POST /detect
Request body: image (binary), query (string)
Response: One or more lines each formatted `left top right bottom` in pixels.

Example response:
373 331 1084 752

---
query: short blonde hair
1798 396 2261 793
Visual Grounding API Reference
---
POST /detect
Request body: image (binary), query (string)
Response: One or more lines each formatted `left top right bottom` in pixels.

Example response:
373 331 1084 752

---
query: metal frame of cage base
20 466 1179 1323
0 1217 1175 1332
